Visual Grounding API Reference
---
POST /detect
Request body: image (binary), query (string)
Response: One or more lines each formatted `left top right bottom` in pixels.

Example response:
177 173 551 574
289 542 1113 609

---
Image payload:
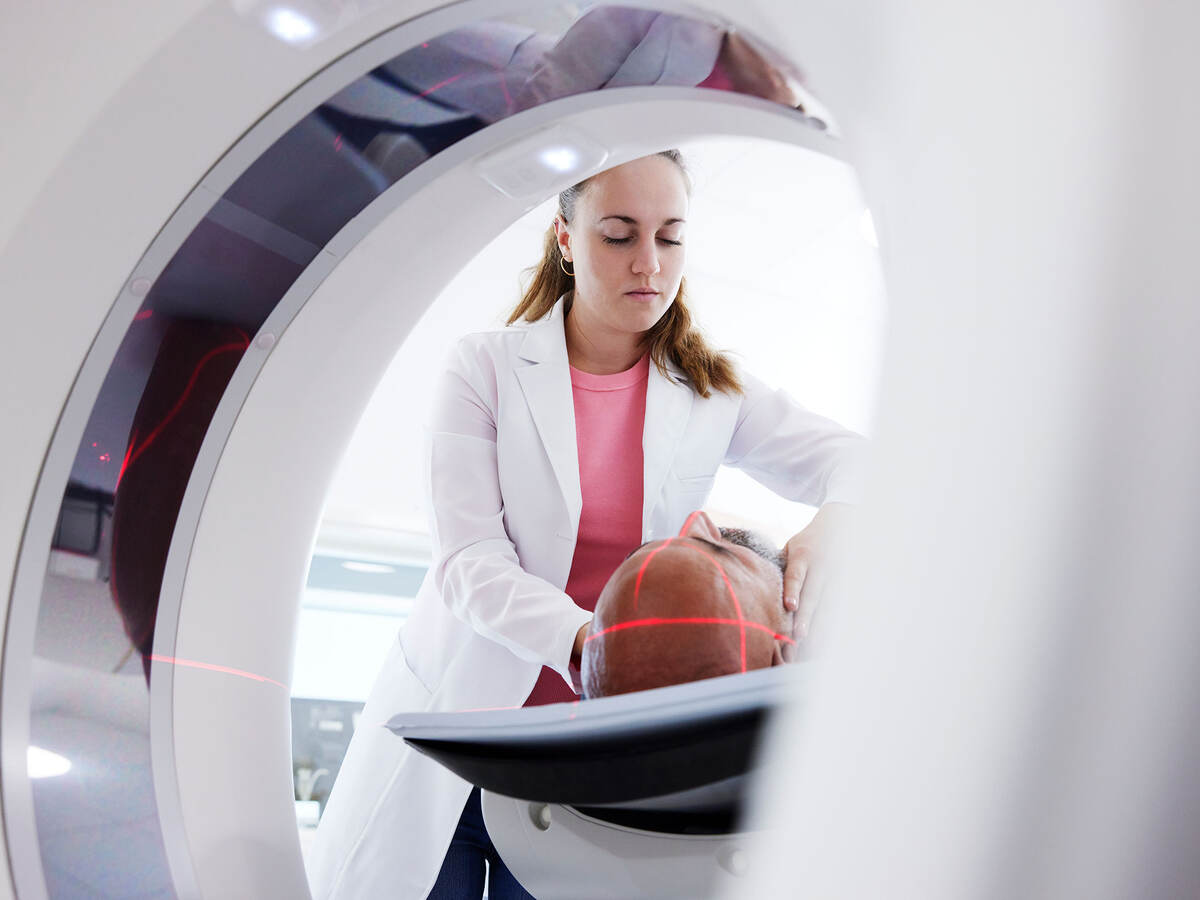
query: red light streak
676 510 704 536
334 133 343 152
621 511 752 671
584 616 794 646
684 544 748 673
98 453 110 462
148 654 286 689
116 427 137 486
418 74 465 97
133 310 154 321
116 340 247 488
633 537 673 612
390 73 465 114
487 59 514 110
633 511 707 610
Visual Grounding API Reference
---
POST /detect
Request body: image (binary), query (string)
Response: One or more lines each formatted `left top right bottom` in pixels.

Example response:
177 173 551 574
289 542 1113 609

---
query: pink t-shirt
524 353 650 706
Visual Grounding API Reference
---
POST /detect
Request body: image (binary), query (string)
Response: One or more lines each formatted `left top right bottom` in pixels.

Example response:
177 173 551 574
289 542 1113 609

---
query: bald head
581 512 795 698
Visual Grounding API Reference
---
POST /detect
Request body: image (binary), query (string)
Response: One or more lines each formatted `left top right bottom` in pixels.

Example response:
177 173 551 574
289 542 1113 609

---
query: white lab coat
307 297 865 899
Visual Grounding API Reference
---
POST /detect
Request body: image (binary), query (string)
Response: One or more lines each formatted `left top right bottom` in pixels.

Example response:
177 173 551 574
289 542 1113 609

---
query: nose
631 237 660 276
678 510 722 541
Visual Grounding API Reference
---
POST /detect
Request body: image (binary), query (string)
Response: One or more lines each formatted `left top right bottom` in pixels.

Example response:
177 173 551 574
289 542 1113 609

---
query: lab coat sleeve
423 342 591 686
723 370 868 507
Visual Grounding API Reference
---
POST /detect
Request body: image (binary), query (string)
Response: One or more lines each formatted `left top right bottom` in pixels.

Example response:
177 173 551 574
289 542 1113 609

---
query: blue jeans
426 788 535 899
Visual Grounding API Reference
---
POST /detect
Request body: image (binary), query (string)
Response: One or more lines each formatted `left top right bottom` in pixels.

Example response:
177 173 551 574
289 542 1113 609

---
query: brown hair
507 150 742 398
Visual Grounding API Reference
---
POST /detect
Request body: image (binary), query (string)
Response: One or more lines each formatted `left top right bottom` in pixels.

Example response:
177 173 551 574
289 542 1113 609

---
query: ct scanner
2 1 1199 898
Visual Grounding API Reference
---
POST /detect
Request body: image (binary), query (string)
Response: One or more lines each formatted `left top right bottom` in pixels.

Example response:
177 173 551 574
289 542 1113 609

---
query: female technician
309 150 866 899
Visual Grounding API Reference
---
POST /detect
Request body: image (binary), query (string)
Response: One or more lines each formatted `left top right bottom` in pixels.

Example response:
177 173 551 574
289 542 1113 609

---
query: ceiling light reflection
28 746 71 779
539 147 580 173
341 560 397 575
267 8 318 44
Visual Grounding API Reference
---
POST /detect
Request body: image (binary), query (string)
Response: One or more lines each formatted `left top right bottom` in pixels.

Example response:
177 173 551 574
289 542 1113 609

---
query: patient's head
582 511 794 698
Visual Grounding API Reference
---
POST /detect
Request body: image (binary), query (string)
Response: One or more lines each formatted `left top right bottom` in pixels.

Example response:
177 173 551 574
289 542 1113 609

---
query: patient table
388 666 798 898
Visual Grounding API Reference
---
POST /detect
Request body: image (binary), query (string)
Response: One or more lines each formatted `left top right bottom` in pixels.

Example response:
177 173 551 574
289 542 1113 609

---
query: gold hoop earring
559 256 574 277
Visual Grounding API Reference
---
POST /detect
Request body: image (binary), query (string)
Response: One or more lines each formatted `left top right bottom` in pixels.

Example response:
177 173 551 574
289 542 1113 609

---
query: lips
625 289 659 299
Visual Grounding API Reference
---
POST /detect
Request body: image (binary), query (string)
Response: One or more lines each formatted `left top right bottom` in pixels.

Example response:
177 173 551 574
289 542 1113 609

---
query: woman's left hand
782 502 853 649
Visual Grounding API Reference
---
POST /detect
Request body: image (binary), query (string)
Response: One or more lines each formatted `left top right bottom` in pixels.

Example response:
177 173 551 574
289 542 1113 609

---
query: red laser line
625 511 754 671
115 426 138 490
675 512 746 669
148 654 286 689
584 616 793 646
390 73 466 115
634 513 708 611
418 73 463 98
677 510 704 536
117 340 247 486
487 60 515 111
685 545 748 673
633 537 672 612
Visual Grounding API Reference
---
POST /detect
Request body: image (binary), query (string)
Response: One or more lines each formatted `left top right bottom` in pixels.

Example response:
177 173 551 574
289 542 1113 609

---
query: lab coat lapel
514 301 582 534
642 358 694 536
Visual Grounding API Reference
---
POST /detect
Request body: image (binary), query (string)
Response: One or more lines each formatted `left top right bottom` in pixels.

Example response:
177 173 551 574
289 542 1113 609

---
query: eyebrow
598 215 686 226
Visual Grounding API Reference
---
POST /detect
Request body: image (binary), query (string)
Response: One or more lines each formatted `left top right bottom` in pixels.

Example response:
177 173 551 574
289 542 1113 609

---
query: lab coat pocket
381 633 435 710
396 575 467 696
398 624 440 696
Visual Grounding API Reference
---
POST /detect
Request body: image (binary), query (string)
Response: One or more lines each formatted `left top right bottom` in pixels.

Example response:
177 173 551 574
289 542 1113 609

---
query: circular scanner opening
293 131 886 860
4 3 882 897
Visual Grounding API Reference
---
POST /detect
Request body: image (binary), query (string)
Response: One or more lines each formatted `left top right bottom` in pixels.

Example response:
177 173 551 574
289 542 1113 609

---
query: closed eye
601 236 683 246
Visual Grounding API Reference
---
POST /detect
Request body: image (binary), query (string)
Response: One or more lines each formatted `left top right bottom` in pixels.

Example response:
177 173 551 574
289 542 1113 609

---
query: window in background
290 544 427 854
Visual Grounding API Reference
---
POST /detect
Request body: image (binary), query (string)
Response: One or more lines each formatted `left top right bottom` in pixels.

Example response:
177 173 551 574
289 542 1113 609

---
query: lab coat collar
515 297 581 531
642 353 694 537
515 294 570 365
514 294 694 540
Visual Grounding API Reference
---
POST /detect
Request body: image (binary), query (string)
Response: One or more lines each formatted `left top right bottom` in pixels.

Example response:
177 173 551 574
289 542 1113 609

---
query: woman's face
556 155 689 338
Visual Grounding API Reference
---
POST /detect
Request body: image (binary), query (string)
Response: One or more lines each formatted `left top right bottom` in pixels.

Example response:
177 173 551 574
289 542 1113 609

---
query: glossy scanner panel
2 3 827 896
